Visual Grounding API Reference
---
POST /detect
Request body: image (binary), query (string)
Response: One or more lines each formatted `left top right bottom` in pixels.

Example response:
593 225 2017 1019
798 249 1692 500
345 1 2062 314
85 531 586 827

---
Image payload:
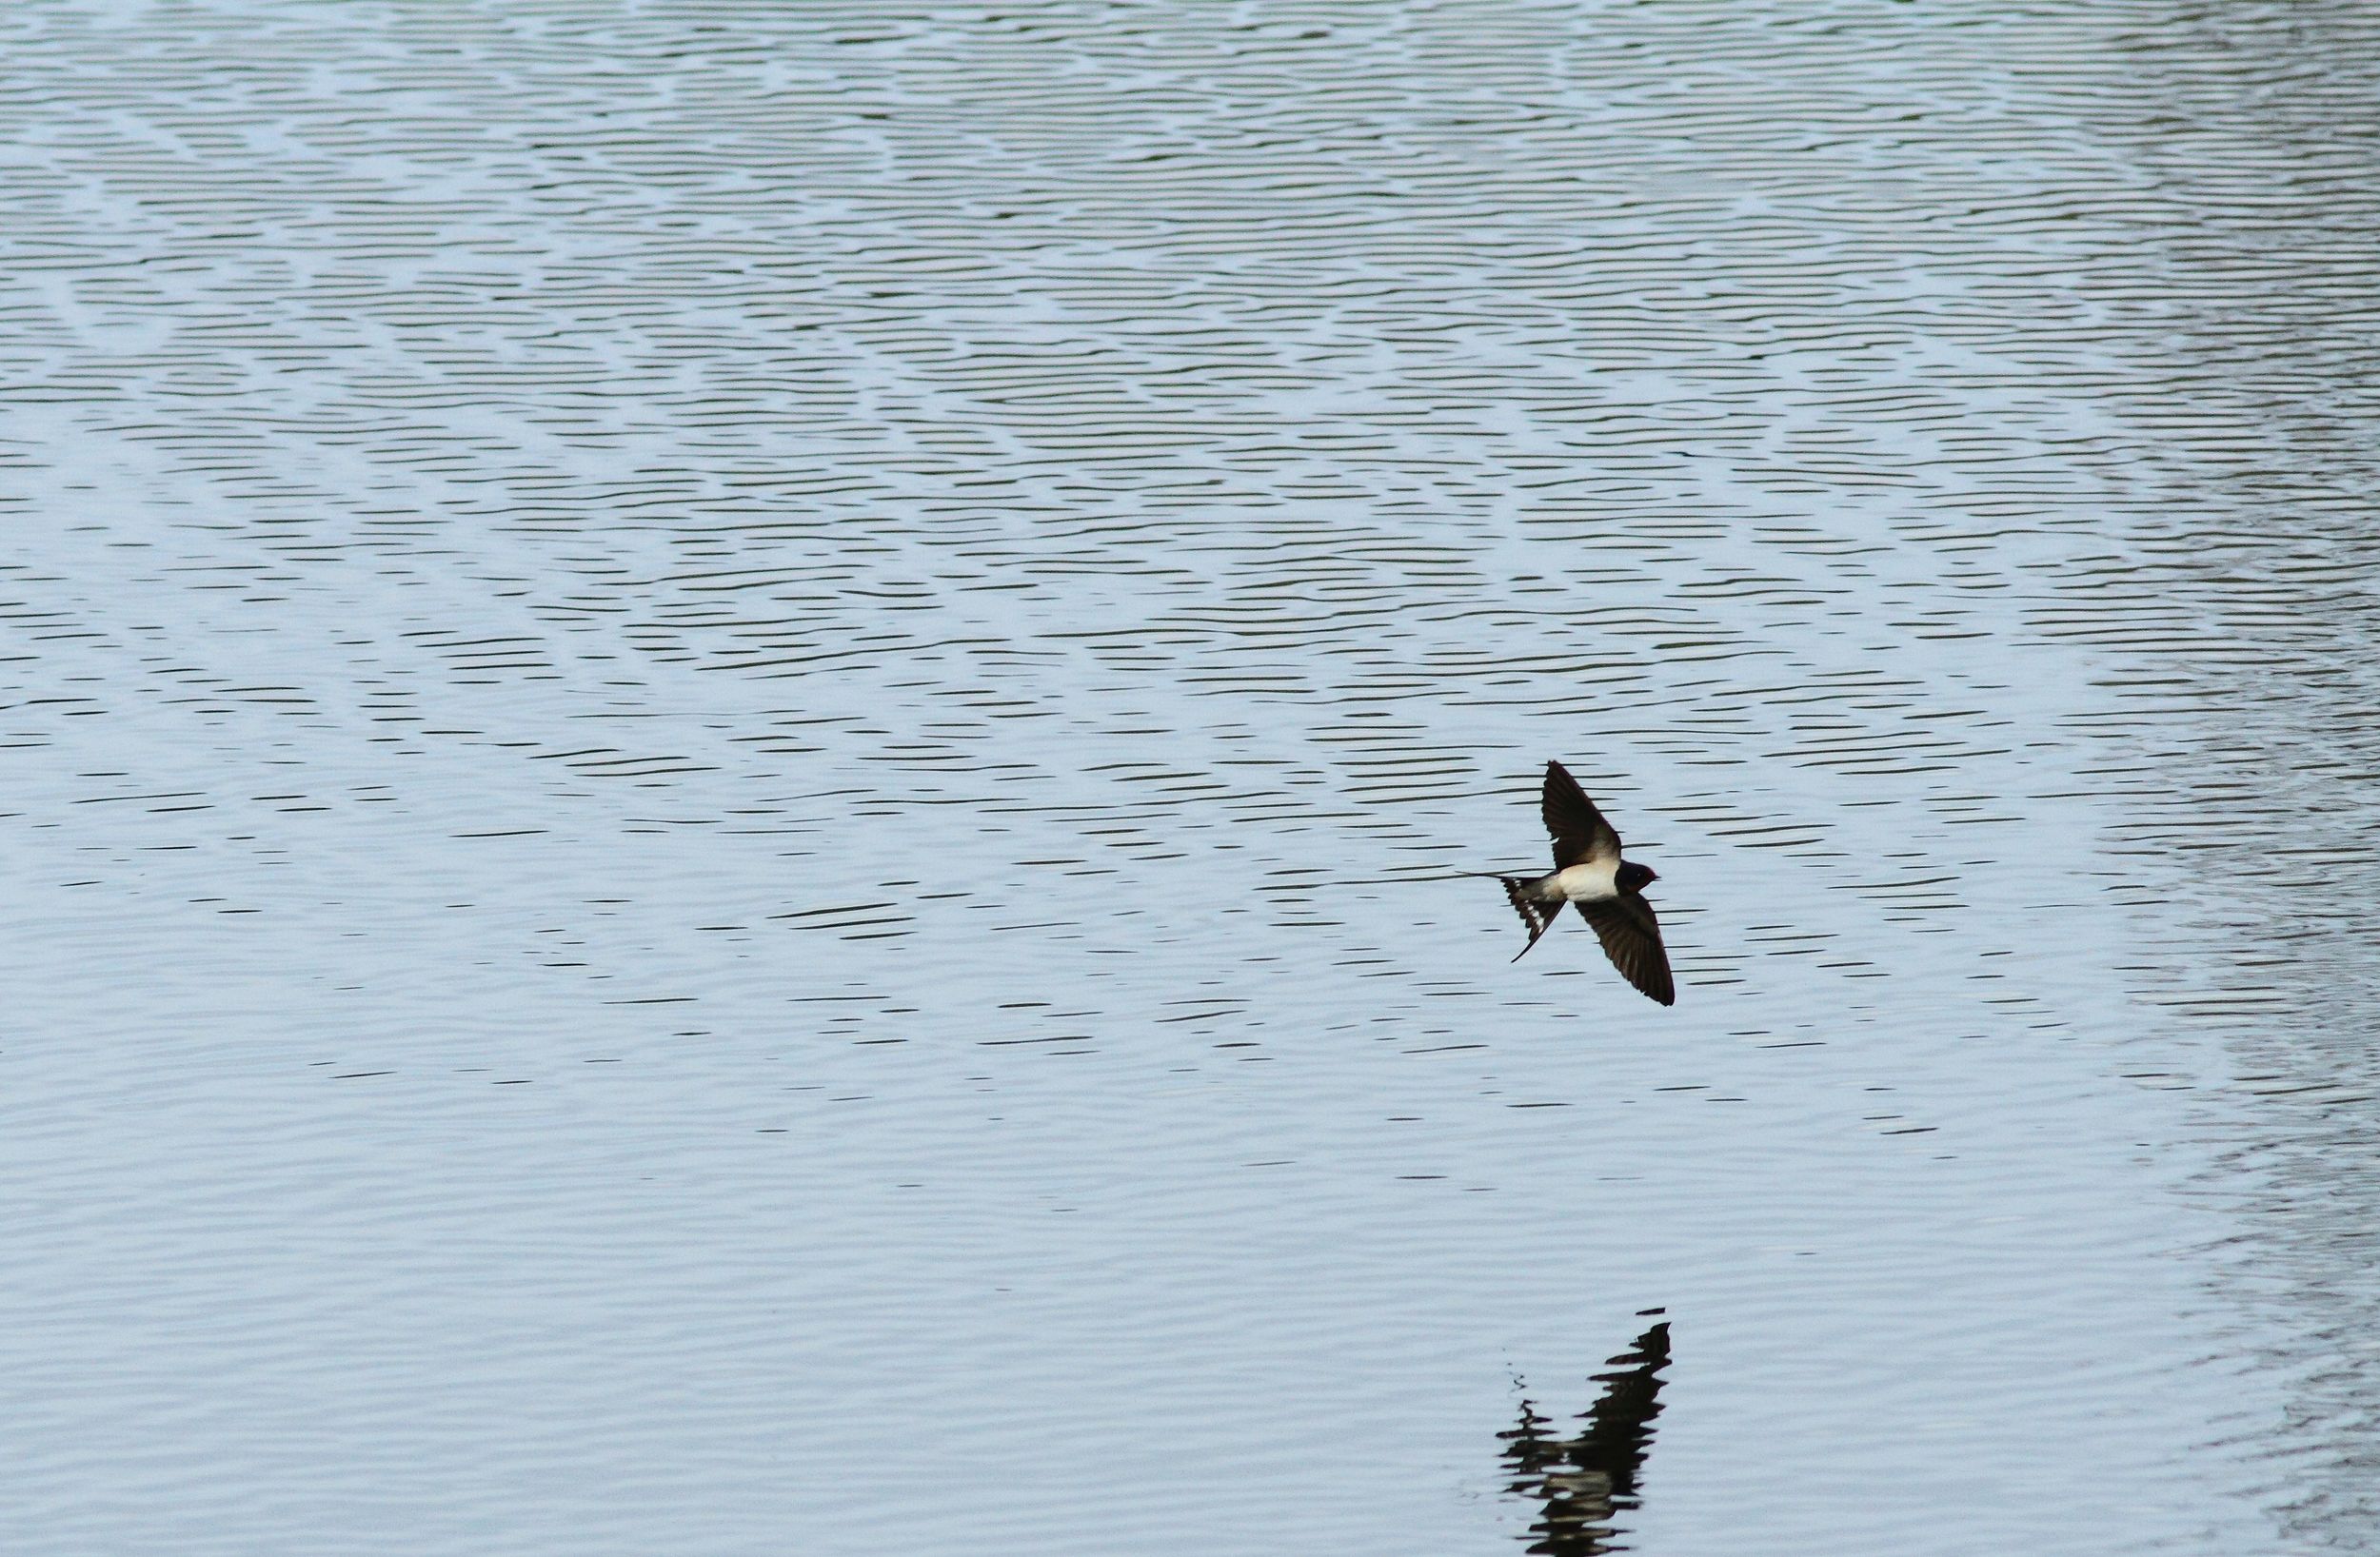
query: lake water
7 3 2380 1552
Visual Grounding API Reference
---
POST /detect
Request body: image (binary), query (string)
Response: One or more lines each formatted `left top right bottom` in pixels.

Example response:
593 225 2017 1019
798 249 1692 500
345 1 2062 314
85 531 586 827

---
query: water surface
6 3 2379 1551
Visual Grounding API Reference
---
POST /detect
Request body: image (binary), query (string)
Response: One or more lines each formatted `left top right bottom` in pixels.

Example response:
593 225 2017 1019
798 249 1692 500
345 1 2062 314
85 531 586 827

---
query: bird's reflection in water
1498 1311 1671 1555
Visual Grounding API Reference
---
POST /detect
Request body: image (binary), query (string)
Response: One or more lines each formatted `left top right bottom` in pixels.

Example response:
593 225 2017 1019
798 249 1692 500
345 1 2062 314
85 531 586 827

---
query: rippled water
7 2 2380 1551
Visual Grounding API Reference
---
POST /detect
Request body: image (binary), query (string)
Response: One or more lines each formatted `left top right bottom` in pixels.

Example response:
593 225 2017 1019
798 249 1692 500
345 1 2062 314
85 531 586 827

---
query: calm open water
7 3 2380 1552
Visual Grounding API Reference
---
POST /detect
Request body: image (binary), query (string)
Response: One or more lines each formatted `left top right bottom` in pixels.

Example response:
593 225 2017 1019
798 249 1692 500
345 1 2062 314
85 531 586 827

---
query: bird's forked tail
1500 876 1560 961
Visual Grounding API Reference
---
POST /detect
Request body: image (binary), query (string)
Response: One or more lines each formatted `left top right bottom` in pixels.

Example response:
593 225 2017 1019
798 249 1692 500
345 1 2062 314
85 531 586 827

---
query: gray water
7 2 2380 1552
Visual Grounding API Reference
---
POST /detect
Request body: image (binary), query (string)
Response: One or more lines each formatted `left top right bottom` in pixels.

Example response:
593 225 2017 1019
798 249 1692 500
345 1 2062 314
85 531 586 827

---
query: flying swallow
1497 759 1675 1005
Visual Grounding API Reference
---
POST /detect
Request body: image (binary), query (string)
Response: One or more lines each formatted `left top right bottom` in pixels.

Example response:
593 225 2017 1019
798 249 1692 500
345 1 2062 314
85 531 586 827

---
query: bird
1495 759 1675 1005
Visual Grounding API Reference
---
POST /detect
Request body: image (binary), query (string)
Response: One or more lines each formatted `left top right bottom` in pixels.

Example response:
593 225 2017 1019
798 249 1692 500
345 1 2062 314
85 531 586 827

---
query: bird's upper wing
1577 895 1676 1006
1542 759 1623 870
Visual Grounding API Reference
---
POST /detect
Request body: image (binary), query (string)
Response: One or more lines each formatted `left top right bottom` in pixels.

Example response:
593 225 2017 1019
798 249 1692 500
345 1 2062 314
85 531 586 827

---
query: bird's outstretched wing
1542 759 1622 870
1577 896 1675 1006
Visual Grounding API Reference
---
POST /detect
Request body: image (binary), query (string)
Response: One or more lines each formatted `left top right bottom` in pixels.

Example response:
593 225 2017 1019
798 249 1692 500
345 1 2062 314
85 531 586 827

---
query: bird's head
1616 861 1657 893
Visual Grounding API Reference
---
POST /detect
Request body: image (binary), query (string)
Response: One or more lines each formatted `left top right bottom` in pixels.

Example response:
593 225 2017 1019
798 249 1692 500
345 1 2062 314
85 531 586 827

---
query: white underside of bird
1546 859 1619 902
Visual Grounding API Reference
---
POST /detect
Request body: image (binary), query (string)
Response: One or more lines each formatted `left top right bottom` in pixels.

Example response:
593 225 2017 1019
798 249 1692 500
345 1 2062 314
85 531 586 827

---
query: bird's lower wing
1577 897 1676 1005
